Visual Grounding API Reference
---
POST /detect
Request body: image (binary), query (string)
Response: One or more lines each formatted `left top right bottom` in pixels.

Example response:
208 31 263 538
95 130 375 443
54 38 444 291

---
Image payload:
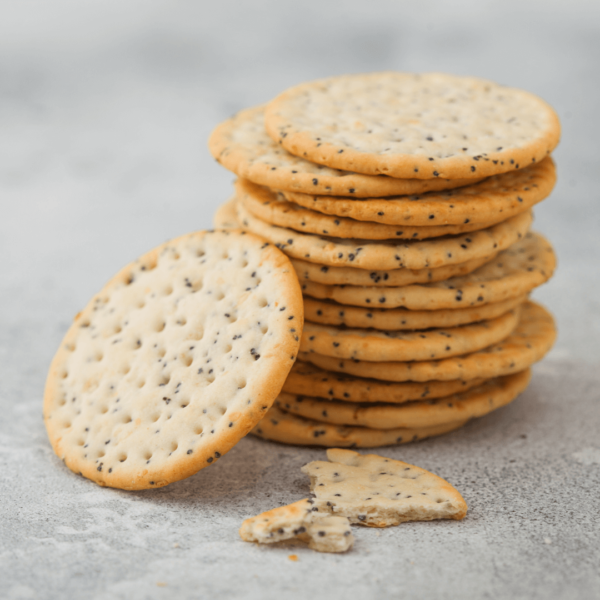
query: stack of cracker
210 72 559 448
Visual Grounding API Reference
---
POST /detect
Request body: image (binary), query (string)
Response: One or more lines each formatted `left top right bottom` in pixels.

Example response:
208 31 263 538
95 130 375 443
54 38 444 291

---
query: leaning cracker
301 307 520 361
237 200 532 271
44 230 303 490
252 405 467 448
265 72 560 180
239 499 354 553
213 198 239 229
301 448 468 526
304 295 526 331
282 157 555 226
283 361 484 404
237 178 507 241
208 105 481 197
300 301 555 382
301 232 554 310
277 369 531 429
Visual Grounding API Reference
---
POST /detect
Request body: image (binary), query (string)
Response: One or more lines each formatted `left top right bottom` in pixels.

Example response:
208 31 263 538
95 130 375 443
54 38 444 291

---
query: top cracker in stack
210 72 560 448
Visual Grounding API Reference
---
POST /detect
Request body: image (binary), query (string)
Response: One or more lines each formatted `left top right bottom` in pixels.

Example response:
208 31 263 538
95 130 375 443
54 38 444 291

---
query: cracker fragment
277 369 531 429
301 448 468 526
240 499 354 553
209 105 482 197
237 200 532 271
300 300 555 382
265 72 560 180
301 307 519 361
252 405 467 448
44 230 303 490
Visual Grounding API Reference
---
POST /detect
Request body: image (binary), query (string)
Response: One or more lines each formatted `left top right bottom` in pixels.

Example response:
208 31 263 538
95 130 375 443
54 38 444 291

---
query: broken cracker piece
240 499 353 553
302 448 467 527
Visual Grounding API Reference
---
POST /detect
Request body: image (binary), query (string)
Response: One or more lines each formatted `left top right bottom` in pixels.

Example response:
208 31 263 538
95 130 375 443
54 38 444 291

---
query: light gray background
1 2 599 599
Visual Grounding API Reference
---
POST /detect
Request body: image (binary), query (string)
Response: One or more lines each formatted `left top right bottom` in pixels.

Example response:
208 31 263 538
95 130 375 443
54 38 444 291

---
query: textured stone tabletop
1 2 599 599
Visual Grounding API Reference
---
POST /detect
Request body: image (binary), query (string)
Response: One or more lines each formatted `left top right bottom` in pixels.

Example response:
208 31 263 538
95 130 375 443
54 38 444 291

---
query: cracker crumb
157 582 167 587
544 537 552 545
172 543 179 548
288 554 299 561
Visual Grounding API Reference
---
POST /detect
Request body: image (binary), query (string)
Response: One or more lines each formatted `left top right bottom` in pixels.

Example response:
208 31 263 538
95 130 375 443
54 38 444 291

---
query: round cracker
208 105 483 197
43 230 303 490
304 295 527 331
281 156 555 226
252 405 467 448
276 369 530 430
283 360 485 403
301 307 520 362
301 232 554 310
213 197 239 229
299 301 555 382
237 178 509 240
265 72 560 180
236 199 532 271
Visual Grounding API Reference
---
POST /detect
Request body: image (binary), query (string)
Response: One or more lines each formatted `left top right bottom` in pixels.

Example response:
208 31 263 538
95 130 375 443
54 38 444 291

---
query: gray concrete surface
1 1 599 598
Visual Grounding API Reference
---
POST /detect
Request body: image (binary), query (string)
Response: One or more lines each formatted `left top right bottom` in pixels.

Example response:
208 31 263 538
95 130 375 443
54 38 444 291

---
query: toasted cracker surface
237 200 532 271
209 105 482 197
281 157 555 226
304 295 526 331
277 369 530 429
265 72 560 180
283 360 484 403
252 405 466 448
239 498 354 553
301 232 554 310
301 307 519 361
300 301 555 382
44 230 303 490
301 448 468 526
238 178 507 240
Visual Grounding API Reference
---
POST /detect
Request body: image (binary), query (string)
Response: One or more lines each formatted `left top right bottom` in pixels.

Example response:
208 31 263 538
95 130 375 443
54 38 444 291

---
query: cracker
208 105 482 197
239 498 354 553
252 405 467 448
301 448 468 526
237 199 532 271
283 360 484 403
300 300 555 382
213 197 239 229
301 232 554 309
277 369 530 429
304 295 526 331
265 72 560 180
301 307 519 361
281 157 555 226
291 253 492 286
43 230 303 490
238 178 506 241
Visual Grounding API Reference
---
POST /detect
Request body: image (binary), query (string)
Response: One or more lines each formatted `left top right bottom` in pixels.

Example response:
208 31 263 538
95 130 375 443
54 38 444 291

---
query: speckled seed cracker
208 105 482 197
237 178 505 241
300 307 519 361
239 498 354 553
277 369 531 429
301 448 468 526
292 253 492 286
301 232 554 310
300 301 555 382
281 157 555 226
283 361 484 404
304 295 526 331
44 230 303 490
237 200 532 271
265 72 560 180
252 405 467 448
